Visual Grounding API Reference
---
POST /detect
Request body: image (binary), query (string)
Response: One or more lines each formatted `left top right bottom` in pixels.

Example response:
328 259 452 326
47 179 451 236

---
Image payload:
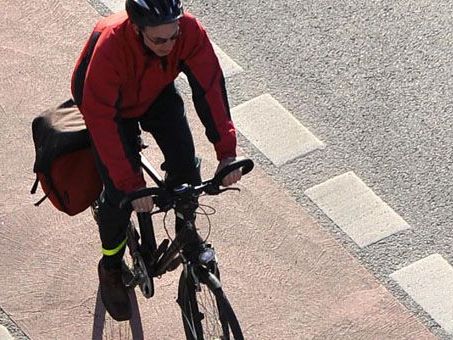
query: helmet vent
126 0 183 26
135 0 150 10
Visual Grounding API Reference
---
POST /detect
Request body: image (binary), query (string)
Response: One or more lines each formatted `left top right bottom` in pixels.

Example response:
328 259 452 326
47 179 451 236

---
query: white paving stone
211 43 244 77
178 42 243 81
304 171 410 247
390 254 453 334
0 326 13 340
231 94 325 166
100 0 124 13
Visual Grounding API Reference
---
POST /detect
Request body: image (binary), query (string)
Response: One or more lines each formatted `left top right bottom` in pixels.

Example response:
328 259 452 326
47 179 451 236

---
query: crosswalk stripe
305 171 410 247
390 254 453 334
231 94 325 166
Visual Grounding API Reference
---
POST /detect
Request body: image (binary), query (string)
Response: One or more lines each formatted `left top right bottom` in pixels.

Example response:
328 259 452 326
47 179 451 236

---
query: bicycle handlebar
119 157 254 211
210 157 254 187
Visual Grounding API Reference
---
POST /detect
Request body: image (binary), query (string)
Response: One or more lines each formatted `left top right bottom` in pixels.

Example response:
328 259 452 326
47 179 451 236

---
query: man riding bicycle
71 0 242 321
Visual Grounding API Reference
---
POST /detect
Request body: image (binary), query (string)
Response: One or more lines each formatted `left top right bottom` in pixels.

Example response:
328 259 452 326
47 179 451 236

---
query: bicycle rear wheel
177 266 244 340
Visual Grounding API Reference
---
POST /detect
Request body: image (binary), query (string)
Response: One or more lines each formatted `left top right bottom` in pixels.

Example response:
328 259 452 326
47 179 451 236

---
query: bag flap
32 99 91 173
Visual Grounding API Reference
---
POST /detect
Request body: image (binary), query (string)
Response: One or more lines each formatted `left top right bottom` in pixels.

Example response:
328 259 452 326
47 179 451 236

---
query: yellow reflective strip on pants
102 237 127 256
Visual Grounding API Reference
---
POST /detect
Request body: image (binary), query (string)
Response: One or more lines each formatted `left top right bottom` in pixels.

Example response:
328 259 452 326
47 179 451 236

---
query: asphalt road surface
184 1 453 338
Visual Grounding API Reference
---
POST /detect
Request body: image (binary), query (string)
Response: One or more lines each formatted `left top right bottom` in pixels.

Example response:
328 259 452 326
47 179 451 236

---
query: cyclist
71 0 242 321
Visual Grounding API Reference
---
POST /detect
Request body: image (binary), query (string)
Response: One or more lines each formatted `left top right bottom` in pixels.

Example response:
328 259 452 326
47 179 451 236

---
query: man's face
141 22 180 57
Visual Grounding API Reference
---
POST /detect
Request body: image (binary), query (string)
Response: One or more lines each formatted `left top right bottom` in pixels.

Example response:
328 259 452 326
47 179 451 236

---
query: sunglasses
143 28 181 45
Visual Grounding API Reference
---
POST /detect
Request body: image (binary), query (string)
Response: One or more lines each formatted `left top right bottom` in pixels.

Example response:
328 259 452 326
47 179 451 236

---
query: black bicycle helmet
126 0 183 27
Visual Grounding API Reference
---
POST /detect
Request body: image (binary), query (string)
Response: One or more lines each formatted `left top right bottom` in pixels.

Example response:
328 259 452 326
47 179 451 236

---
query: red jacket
71 11 237 193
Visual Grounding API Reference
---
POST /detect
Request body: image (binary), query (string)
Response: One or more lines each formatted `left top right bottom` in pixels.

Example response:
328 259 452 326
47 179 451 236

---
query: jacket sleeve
78 43 145 194
180 17 237 161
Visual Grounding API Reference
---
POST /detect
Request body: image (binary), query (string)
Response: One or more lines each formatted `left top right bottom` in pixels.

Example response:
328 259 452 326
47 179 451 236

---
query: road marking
0 325 13 340
178 42 243 81
211 43 243 77
231 94 325 166
390 254 453 334
304 171 410 247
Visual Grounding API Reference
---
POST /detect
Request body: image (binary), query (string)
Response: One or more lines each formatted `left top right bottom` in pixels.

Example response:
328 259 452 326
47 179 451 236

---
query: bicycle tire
177 267 244 340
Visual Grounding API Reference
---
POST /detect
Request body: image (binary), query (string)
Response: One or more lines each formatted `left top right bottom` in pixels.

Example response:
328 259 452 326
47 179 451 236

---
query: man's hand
216 157 242 187
131 189 154 212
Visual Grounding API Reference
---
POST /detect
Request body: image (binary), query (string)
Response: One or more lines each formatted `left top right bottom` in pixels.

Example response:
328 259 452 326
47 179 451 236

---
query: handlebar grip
212 158 254 187
119 188 163 210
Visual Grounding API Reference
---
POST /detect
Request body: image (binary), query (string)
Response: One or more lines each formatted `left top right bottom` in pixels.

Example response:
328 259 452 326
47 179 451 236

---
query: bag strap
34 194 49 207
31 175 49 206
30 176 39 194
73 31 101 106
30 174 67 211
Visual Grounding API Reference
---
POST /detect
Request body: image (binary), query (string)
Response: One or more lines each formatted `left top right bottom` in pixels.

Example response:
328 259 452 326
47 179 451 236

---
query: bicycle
95 153 253 340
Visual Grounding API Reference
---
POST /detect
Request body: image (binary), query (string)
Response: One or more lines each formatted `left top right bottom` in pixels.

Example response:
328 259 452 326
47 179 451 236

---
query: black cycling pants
92 83 200 268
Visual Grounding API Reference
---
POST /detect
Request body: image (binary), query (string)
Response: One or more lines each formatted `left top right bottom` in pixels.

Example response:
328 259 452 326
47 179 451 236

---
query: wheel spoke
195 285 227 339
179 268 242 340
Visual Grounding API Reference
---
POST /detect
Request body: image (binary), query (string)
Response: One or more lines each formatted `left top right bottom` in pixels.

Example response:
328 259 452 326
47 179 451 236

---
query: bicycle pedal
166 256 182 272
121 262 136 288
153 239 170 261
123 275 138 288
140 278 154 298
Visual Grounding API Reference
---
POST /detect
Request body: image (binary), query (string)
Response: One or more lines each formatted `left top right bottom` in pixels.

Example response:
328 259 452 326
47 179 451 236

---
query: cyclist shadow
91 285 144 340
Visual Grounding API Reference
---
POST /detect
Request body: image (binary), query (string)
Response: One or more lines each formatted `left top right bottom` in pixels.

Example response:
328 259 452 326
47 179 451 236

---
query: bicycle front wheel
177 266 244 340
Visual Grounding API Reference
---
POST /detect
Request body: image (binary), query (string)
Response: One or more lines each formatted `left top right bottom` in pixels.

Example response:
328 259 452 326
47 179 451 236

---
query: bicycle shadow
91 285 144 340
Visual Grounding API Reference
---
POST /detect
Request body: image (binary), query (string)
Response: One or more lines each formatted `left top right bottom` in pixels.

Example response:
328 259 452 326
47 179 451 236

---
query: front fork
175 195 221 291
123 193 216 299
184 244 221 292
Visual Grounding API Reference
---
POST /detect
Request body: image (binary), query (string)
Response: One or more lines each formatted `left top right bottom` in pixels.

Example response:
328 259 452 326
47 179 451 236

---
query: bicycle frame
123 154 221 298
118 153 252 339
